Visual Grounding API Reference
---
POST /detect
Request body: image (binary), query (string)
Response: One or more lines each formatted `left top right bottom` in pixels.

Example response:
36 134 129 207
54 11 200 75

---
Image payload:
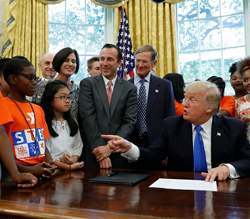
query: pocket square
217 132 221 136
155 89 159 93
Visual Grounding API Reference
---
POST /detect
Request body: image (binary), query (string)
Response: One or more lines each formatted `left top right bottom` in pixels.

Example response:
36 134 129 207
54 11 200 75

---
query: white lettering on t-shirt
14 132 24 144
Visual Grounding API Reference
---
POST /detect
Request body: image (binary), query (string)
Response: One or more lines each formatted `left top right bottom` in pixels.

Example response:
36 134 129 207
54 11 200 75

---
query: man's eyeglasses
54 95 72 101
183 97 199 104
19 73 38 81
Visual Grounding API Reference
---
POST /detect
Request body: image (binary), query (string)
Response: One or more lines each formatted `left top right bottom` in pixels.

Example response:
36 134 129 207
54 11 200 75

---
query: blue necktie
137 79 147 136
193 125 208 172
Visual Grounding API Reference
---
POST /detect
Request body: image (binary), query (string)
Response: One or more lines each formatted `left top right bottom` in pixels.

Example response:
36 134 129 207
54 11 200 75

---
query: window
176 0 246 94
48 0 106 83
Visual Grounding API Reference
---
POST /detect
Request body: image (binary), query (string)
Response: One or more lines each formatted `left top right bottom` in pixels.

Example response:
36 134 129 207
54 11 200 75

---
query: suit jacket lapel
110 77 123 116
147 75 159 116
183 120 194 169
95 76 110 116
211 115 223 167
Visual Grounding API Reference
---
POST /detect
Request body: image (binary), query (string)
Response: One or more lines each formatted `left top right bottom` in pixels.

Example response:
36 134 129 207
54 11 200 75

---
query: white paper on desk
149 178 217 192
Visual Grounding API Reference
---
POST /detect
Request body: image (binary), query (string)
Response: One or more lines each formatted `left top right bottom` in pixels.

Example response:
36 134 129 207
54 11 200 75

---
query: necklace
10 98 39 152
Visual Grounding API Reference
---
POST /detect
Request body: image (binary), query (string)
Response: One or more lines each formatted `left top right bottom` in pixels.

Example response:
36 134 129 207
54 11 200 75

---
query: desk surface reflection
0 169 249 219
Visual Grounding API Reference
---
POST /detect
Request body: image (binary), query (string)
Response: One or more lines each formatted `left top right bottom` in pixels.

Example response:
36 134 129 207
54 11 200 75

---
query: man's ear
152 60 157 70
206 106 214 114
8 74 17 86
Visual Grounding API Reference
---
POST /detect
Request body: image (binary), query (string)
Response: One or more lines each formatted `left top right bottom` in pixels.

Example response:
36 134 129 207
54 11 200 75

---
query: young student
87 56 100 77
0 124 37 187
164 73 185 116
0 58 11 97
40 80 84 170
207 76 235 117
0 56 55 178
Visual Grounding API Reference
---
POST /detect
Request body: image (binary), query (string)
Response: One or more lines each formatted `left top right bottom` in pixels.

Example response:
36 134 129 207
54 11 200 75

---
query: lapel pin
155 89 159 93
217 132 221 136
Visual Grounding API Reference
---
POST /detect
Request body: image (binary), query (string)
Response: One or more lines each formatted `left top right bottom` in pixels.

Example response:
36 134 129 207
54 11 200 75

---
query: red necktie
106 80 113 104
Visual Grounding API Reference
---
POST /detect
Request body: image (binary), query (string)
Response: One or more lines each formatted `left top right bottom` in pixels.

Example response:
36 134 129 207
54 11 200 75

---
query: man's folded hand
92 145 111 161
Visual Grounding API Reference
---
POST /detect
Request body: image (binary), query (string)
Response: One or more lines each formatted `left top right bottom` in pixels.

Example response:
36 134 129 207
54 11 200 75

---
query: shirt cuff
222 163 240 179
121 143 140 161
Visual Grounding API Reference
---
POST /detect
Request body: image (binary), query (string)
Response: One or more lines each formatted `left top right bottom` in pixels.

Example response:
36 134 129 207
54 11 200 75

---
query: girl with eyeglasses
0 56 56 179
41 80 84 171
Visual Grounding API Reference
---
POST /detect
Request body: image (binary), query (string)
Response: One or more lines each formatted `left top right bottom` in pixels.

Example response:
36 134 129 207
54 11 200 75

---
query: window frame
176 0 248 87
48 0 114 82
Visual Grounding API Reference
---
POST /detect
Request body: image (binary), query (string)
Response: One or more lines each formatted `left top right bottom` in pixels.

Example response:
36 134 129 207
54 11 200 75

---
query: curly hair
237 57 250 75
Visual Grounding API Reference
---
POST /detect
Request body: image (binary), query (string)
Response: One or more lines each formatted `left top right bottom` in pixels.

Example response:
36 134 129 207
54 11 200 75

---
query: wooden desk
0 169 250 218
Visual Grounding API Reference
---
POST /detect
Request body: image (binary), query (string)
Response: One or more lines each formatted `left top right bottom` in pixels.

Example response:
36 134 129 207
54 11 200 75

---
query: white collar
102 75 117 86
192 116 213 133
134 71 152 85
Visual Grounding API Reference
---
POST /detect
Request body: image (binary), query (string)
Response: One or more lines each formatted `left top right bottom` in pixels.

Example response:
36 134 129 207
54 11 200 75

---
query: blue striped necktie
137 79 147 136
193 125 208 172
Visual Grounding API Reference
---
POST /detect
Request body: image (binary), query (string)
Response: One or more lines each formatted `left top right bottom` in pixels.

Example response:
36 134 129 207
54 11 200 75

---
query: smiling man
39 53 56 80
78 44 137 169
129 45 175 159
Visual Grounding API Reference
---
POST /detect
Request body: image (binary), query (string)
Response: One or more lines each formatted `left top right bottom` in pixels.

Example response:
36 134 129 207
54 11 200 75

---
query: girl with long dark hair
41 80 83 171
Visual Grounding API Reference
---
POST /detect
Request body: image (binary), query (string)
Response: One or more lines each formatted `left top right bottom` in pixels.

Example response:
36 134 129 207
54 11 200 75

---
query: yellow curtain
114 0 177 77
91 0 129 7
165 0 183 3
1 0 48 76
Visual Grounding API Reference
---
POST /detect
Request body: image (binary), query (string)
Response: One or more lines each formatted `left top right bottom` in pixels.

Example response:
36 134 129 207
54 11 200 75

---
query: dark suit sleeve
229 122 250 177
137 120 170 168
116 84 137 138
78 78 106 150
165 79 176 116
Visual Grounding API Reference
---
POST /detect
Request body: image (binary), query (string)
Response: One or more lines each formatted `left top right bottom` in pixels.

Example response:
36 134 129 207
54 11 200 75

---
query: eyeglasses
54 95 72 101
183 97 199 104
19 73 38 81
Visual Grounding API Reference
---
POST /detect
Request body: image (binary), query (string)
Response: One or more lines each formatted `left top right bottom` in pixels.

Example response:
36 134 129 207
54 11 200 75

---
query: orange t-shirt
0 97 49 165
175 100 184 116
220 96 235 117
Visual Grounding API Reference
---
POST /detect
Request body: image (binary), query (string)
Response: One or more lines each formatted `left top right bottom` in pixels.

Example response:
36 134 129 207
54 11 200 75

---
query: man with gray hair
129 45 175 154
102 81 250 181
30 53 56 103
39 53 56 80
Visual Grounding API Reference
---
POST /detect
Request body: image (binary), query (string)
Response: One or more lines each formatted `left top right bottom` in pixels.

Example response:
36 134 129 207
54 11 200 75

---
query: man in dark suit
129 45 175 148
78 44 137 169
102 81 250 181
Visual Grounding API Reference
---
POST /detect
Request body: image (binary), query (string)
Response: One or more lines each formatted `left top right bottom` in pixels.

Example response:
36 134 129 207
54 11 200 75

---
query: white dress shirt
46 120 83 161
122 117 239 179
102 75 117 91
134 71 152 102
